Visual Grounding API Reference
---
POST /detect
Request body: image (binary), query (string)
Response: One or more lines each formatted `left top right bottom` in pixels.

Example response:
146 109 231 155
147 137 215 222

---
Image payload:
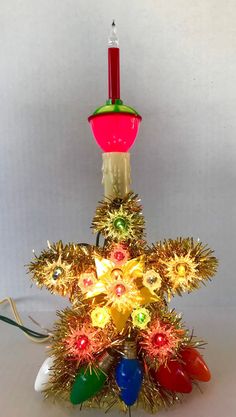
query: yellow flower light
91 306 110 328
164 253 198 292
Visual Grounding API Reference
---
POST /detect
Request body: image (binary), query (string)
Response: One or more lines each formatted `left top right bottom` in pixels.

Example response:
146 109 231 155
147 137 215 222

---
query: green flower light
131 307 151 329
113 217 128 233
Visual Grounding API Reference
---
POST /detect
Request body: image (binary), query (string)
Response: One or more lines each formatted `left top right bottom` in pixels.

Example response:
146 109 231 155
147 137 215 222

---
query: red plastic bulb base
88 112 141 152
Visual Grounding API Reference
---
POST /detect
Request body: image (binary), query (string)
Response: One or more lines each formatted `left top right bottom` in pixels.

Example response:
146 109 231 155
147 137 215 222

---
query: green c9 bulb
70 352 114 405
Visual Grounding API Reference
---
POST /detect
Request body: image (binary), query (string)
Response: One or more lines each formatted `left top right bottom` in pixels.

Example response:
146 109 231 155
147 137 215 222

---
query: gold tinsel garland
28 192 218 413
92 192 145 243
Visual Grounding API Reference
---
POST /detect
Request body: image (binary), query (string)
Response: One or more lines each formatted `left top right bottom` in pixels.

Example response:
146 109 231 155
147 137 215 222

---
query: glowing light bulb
143 270 162 292
137 312 146 323
91 307 110 328
131 308 151 329
52 267 64 280
75 335 90 350
176 264 186 277
88 22 142 152
78 272 97 293
114 251 125 261
111 268 123 280
113 217 128 232
83 277 93 287
115 283 126 297
147 276 157 285
152 333 168 348
108 20 119 47
89 113 141 152
110 244 129 265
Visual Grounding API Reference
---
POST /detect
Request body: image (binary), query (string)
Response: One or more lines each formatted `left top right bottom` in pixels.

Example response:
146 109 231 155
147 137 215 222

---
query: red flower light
65 322 109 364
140 319 182 364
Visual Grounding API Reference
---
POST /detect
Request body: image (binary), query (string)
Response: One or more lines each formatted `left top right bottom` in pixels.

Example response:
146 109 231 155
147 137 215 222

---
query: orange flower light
64 322 108 364
140 318 182 365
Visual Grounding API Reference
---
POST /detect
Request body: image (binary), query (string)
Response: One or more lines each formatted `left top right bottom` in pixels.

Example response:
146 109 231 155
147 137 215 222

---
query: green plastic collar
92 99 141 117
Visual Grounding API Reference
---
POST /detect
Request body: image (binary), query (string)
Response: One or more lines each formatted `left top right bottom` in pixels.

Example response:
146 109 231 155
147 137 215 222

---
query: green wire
96 231 101 247
0 314 49 339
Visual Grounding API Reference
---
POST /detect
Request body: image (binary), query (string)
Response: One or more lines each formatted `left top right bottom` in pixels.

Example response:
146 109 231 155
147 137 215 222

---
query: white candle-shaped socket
34 356 54 392
102 152 131 199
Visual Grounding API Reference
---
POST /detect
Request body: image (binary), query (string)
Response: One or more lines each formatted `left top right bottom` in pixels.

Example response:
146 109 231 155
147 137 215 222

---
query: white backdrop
0 0 235 312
